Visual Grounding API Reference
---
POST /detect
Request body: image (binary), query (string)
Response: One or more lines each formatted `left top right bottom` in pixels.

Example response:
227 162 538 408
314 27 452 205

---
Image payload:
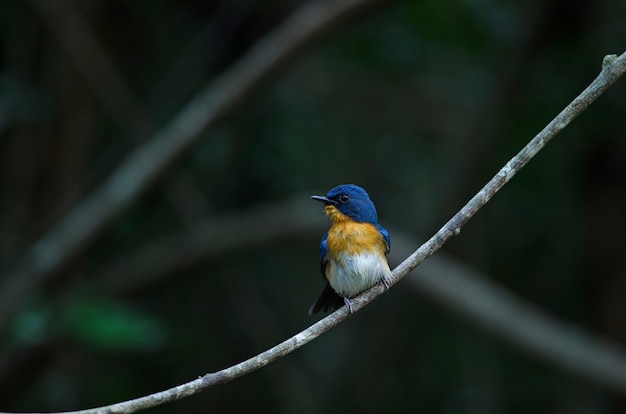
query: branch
4 52 624 414
100 192 626 395
0 0 385 329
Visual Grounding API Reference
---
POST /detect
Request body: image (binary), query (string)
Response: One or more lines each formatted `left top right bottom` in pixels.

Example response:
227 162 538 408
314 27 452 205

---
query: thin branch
99 194 626 394
0 0 385 329
4 52 624 414
101 199 626 395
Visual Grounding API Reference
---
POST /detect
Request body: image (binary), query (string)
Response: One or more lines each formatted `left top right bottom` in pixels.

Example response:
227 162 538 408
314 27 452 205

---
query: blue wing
376 224 391 254
319 232 329 279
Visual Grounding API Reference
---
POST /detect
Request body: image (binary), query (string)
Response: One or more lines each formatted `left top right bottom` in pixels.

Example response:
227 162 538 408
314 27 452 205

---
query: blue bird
309 184 392 315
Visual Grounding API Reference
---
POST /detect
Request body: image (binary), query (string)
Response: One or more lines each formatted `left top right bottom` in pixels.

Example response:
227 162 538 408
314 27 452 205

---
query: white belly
327 251 392 298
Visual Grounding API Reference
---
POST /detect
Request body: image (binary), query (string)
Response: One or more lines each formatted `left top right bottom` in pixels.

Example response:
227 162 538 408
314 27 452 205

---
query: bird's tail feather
308 283 344 315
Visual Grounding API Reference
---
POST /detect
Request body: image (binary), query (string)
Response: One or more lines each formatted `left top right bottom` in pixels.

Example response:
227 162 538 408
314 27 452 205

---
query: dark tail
308 283 344 315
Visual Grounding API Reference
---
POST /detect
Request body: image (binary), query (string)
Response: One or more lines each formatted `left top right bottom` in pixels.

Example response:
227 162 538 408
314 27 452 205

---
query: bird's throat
324 205 350 223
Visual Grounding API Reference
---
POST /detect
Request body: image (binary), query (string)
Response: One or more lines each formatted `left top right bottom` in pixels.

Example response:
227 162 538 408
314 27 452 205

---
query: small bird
309 184 392 315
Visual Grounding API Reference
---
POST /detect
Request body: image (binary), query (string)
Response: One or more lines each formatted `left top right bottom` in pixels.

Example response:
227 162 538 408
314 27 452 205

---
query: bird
309 184 392 315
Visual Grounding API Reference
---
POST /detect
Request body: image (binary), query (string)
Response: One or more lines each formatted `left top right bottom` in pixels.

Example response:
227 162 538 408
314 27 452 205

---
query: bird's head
311 184 378 224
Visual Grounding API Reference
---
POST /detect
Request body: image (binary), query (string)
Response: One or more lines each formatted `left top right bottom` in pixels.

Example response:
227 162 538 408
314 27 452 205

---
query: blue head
311 184 379 224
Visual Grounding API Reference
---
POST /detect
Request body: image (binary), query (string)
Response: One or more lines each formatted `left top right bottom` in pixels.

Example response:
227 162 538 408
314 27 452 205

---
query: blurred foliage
10 297 164 350
1 0 626 413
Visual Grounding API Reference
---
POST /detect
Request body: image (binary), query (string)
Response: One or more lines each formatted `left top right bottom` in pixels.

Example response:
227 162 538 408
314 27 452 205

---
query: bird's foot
380 275 391 291
343 297 353 314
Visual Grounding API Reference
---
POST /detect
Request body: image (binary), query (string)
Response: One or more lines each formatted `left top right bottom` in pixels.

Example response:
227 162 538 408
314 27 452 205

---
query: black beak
311 195 337 205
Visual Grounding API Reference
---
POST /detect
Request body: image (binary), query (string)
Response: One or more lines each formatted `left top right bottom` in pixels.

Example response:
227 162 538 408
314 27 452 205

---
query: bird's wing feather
319 232 329 280
376 224 391 254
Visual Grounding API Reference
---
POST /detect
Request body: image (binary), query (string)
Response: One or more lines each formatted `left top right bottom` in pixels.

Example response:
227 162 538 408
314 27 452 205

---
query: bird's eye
339 194 350 203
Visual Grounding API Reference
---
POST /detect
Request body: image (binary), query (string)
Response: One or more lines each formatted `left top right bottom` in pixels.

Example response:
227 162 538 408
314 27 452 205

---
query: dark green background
1 0 625 412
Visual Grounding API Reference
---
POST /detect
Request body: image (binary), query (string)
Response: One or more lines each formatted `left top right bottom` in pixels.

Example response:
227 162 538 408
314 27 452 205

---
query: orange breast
325 220 387 257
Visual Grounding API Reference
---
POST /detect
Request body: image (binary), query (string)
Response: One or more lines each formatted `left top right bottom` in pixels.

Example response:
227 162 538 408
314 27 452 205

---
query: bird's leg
343 297 353 314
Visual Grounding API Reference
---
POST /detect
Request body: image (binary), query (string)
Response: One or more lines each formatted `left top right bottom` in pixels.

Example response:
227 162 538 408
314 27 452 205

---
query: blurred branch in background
99 195 324 295
398 241 626 395
0 0 386 329
29 0 229 227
